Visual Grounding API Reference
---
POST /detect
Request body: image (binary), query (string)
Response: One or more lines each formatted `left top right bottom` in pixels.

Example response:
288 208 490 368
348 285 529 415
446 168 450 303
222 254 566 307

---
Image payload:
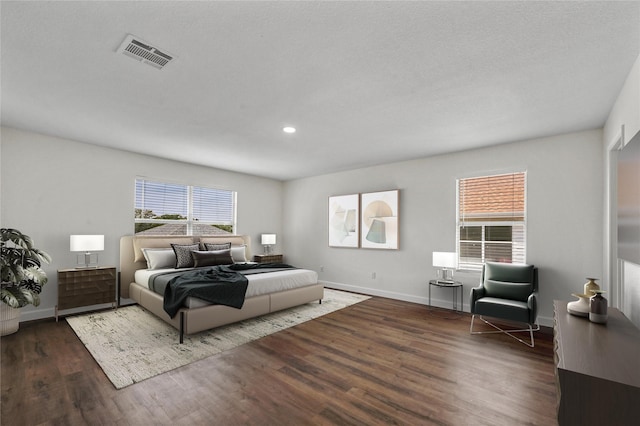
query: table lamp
70 235 104 268
433 252 457 283
261 234 276 255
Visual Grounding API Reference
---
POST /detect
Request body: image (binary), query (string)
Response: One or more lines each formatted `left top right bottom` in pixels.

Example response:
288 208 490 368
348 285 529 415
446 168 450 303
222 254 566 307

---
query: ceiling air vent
116 34 174 70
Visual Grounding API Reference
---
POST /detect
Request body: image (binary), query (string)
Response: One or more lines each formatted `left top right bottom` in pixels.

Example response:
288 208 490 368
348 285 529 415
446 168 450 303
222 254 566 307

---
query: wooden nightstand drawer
254 254 284 263
57 266 116 317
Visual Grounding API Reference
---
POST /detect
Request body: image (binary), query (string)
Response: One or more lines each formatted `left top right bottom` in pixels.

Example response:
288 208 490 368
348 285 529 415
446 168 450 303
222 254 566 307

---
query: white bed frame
119 235 324 343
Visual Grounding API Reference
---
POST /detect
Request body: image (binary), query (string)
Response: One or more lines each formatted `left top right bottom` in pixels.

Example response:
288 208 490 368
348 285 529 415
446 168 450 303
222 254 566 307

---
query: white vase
0 303 20 336
567 293 590 317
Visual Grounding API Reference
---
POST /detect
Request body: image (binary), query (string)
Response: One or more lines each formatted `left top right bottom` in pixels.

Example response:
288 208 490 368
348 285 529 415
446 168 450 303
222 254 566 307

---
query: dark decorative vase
589 290 608 324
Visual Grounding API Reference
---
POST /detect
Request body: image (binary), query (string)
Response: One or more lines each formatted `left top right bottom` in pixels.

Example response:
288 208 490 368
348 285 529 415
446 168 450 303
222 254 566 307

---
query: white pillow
231 245 248 263
142 248 176 270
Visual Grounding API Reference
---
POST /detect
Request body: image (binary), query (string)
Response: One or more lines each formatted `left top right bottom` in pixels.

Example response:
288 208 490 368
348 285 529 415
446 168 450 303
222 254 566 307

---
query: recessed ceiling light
283 126 296 134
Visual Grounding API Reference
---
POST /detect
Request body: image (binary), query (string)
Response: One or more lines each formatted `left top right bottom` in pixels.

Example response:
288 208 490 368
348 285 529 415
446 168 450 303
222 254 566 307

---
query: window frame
456 171 527 271
134 177 237 235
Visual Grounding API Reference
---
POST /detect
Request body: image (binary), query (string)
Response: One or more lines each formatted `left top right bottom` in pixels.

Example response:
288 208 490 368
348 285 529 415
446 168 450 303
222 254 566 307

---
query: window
134 178 236 235
456 172 526 270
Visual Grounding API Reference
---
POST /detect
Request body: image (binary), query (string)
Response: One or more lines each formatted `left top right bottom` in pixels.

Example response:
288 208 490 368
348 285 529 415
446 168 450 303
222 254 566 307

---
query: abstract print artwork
328 194 360 248
360 190 399 249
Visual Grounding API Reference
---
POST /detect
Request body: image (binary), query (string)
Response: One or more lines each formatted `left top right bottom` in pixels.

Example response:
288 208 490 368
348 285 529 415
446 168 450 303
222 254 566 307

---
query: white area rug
66 289 369 389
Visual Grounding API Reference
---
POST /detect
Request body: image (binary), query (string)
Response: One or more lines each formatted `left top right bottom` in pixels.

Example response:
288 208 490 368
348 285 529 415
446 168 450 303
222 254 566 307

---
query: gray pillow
171 243 200 268
203 242 232 251
230 245 247 263
191 249 234 267
142 248 176 270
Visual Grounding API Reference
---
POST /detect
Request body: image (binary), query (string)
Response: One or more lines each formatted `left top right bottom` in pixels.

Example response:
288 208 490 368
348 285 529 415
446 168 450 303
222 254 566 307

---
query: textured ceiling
2 1 639 180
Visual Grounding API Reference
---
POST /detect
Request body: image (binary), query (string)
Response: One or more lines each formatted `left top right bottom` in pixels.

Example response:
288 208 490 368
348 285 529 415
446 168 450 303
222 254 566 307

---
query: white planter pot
0 303 20 336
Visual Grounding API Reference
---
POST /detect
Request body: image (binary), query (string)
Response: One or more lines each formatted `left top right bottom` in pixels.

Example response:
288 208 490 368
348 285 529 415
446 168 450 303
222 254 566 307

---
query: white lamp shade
70 235 104 252
261 234 276 245
432 252 457 268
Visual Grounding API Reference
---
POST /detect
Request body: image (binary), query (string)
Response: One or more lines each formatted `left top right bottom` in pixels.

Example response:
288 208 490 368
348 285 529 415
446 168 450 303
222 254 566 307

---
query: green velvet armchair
469 262 539 347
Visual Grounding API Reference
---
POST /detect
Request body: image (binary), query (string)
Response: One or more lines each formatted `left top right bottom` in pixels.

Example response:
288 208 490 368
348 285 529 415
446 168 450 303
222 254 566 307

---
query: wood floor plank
1 295 557 425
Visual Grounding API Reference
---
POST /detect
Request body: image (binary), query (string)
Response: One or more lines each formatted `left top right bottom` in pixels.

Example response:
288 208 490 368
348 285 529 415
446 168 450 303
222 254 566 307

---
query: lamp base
76 253 99 269
437 268 454 282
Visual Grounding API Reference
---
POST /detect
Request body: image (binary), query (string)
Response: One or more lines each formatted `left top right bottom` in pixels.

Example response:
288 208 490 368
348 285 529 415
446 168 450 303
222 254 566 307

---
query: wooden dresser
57 266 117 319
253 254 284 263
553 300 640 425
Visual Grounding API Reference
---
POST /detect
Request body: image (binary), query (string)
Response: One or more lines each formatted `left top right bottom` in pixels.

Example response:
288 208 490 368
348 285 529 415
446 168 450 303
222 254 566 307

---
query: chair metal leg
470 314 539 347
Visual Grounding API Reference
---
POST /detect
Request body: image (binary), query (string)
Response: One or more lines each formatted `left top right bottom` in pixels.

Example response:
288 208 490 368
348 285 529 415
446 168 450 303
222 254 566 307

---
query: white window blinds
457 172 526 269
134 178 236 235
192 186 235 223
135 180 188 219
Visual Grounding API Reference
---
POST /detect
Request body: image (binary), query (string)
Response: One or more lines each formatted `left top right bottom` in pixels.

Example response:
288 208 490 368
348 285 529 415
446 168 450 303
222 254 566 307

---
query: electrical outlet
320 266 324 272
371 272 376 279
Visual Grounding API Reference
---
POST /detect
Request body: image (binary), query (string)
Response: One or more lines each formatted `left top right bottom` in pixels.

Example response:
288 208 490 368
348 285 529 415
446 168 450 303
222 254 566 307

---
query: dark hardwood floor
1 296 558 425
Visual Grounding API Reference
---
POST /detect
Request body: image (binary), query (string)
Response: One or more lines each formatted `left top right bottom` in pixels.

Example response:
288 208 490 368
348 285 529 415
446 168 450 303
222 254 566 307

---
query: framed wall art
328 193 360 248
360 189 399 250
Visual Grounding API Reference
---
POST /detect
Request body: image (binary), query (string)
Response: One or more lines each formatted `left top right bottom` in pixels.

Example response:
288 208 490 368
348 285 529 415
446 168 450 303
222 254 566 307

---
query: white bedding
134 267 319 308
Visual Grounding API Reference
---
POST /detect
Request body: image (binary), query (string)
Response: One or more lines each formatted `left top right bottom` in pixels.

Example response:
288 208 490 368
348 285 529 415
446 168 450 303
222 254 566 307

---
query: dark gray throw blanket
150 263 295 318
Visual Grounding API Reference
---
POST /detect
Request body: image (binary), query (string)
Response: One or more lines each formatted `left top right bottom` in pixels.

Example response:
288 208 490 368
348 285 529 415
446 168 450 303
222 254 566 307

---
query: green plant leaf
20 288 36 306
1 288 21 308
1 228 51 308
31 293 40 307
23 266 48 285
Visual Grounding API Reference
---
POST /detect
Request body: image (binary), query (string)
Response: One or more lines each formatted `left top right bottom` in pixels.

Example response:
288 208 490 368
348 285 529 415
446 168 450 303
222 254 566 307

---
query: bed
119 234 324 343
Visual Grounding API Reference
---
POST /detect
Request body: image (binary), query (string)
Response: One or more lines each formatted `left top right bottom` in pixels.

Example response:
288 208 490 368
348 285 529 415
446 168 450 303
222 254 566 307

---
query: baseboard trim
19 283 553 328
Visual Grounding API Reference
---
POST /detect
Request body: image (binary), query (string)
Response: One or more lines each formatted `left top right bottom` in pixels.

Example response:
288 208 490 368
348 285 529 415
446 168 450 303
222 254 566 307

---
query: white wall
604 54 640 147
284 129 604 326
604 53 640 327
0 126 284 321
0 125 608 327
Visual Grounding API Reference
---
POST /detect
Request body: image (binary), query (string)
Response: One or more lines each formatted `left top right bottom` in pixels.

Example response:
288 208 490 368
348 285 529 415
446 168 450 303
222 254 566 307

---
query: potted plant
1 228 51 335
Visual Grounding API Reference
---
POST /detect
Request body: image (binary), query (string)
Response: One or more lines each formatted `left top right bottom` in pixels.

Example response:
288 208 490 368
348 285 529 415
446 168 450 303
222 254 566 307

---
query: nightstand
254 254 284 263
428 279 463 313
56 266 117 320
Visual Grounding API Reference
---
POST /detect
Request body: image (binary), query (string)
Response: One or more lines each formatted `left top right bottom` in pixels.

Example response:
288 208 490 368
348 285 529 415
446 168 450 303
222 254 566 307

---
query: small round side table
428 279 463 313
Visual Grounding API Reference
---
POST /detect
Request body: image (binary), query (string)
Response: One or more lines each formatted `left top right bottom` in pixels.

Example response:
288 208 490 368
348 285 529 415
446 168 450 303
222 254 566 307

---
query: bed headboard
119 234 252 299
